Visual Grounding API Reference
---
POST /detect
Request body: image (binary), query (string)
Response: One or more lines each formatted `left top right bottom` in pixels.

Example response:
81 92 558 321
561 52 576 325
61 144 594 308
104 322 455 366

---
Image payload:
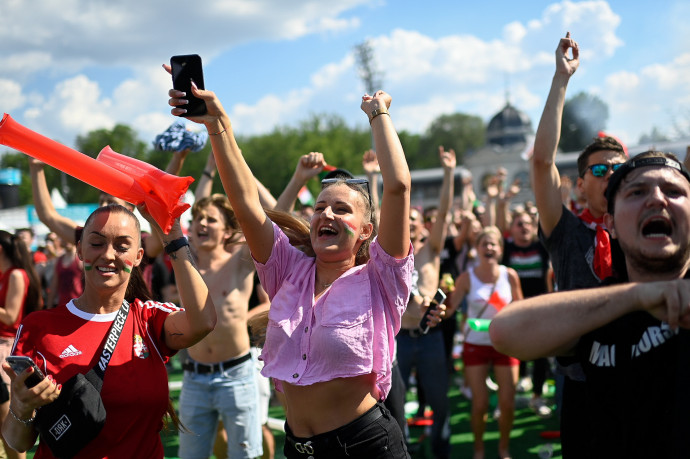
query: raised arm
427 146 456 254
497 179 521 235
28 159 79 244
164 66 274 263
490 279 690 361
194 150 217 200
532 32 580 237
362 149 381 223
164 148 191 175
275 152 326 212
140 213 216 349
363 91 411 258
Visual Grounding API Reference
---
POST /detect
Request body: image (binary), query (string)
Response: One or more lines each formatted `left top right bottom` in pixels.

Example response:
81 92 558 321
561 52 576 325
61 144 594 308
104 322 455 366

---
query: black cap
322 168 354 181
605 153 690 214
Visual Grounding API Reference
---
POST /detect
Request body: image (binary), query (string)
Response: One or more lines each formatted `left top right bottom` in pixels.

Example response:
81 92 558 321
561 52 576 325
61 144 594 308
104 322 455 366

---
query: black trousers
284 402 409 458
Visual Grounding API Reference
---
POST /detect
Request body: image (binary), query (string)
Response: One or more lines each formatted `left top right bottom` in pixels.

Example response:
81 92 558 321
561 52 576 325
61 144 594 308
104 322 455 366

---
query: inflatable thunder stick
0 114 193 233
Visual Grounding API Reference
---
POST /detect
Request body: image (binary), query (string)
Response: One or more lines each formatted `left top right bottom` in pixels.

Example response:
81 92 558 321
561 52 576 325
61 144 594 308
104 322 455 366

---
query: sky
1 0 690 155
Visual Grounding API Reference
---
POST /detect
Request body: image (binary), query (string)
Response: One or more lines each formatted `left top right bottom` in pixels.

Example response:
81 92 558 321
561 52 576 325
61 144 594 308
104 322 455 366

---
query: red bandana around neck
578 208 613 280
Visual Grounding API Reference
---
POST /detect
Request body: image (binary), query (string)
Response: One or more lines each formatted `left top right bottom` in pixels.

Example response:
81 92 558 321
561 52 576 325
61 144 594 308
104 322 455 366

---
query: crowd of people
0 31 686 459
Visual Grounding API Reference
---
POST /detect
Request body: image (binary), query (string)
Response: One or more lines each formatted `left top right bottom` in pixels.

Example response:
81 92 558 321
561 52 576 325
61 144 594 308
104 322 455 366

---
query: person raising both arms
164 68 414 458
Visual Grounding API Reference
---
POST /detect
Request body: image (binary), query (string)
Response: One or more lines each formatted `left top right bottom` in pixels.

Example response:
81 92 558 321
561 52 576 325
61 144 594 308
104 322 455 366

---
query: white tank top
465 265 512 346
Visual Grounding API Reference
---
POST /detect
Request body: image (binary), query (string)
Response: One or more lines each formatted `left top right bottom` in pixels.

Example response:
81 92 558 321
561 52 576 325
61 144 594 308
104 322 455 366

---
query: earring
360 235 366 240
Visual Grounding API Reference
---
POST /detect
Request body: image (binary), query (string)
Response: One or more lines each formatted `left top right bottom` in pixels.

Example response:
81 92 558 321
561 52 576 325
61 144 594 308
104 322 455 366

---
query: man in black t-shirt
491 151 690 457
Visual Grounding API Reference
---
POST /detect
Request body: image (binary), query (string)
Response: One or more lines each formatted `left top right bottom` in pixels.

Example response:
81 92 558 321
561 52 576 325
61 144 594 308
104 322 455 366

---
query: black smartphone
418 289 447 334
5 355 45 388
170 54 207 117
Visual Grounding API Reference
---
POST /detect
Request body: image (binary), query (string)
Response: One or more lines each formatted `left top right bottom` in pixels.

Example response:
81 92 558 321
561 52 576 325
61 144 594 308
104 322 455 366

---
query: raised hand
163 64 226 124
295 152 326 182
439 146 457 170
556 31 580 76
361 90 391 117
362 149 380 175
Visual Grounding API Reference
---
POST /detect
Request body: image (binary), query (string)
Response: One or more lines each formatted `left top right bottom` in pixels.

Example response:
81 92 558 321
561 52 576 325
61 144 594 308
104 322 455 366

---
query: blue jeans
178 356 263 459
396 329 451 459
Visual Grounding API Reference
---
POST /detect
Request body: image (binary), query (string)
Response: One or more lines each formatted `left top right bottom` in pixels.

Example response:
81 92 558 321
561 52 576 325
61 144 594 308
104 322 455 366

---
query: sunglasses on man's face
587 163 623 177
584 163 624 178
321 178 372 208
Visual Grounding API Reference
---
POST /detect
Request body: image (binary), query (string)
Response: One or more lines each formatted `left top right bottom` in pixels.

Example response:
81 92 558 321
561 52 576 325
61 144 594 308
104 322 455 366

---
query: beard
618 237 690 278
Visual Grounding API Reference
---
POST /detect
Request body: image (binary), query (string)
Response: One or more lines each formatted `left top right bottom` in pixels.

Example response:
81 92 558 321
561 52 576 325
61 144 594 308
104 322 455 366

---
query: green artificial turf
27 355 563 459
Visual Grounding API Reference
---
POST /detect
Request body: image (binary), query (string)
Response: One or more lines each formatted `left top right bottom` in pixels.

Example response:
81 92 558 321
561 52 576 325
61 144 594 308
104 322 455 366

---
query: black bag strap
87 300 131 391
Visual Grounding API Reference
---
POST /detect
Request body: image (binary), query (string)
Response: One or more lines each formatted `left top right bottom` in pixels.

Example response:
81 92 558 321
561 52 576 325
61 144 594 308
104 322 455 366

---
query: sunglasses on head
583 163 624 178
321 178 372 208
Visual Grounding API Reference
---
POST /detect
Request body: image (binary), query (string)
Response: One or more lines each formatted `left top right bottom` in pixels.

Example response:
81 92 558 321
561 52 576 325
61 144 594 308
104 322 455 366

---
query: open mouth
97 266 117 273
318 226 338 237
641 217 672 238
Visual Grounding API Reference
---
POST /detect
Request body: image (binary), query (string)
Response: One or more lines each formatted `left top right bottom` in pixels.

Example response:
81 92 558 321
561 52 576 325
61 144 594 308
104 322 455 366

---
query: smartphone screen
6 356 45 388
170 54 207 117
418 289 447 334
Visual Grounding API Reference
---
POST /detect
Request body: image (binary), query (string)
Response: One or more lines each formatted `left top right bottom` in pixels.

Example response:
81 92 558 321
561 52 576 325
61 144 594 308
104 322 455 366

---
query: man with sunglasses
531 33 627 456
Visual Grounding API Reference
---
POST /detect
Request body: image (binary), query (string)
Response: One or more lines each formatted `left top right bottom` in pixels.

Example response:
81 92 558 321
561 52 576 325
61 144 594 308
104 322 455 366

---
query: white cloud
8 0 664 154
603 52 690 144
0 79 25 112
0 0 369 76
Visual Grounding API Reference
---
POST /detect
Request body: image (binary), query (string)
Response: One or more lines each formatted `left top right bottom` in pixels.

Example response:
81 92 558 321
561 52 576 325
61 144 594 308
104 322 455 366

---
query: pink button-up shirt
255 222 413 400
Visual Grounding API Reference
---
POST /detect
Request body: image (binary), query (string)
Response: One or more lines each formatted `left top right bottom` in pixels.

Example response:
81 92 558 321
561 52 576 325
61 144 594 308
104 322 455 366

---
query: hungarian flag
488 291 508 311
317 165 337 181
298 186 315 207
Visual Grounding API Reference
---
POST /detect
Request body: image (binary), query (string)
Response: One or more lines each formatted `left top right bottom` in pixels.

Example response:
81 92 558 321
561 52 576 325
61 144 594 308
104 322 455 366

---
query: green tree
560 91 609 152
414 113 484 168
238 114 373 198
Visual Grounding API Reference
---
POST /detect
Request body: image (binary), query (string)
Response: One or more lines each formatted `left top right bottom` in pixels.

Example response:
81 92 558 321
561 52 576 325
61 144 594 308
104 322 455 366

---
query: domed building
486 103 533 148
464 102 535 205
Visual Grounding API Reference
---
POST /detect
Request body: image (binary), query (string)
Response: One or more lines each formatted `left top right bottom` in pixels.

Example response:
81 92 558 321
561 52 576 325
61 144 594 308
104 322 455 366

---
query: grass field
26 356 563 458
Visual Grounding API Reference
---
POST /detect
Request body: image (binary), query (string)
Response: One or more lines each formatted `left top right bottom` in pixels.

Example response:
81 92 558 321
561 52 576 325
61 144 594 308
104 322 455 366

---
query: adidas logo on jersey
59 345 82 358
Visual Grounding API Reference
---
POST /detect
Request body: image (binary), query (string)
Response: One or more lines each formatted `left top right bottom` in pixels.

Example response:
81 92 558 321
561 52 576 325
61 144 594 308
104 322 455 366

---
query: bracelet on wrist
369 107 389 124
164 237 190 255
208 128 226 136
9 406 35 425
202 170 214 179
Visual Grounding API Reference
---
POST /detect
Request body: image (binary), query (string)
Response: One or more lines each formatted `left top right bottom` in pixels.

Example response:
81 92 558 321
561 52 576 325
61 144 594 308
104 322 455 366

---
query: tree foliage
414 113 485 167
559 91 609 152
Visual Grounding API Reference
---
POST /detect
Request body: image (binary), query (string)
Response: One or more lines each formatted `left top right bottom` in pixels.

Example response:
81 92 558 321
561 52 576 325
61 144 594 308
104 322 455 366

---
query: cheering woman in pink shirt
166 74 414 458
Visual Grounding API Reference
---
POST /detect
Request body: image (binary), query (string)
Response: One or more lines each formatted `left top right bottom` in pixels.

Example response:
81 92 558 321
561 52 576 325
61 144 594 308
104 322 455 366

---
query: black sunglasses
583 163 624 178
321 178 372 209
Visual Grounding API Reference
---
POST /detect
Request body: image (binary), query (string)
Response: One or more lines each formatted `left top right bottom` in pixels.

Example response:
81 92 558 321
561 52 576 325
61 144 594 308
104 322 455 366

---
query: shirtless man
396 146 455 459
178 193 262 459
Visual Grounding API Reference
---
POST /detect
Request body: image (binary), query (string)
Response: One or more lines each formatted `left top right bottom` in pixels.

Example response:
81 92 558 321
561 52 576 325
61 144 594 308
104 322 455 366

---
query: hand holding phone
5 356 45 388
418 289 447 334
170 54 207 117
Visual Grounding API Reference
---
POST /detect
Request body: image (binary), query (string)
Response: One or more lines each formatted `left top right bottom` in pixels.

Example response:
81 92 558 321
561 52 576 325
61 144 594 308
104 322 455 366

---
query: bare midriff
282 372 379 437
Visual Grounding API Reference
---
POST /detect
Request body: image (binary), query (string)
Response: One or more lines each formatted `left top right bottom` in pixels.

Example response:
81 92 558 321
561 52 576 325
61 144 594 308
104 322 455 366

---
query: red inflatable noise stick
0 113 193 234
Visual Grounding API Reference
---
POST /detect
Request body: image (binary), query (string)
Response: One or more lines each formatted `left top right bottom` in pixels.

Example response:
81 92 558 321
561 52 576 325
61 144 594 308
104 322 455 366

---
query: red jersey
0 268 29 338
13 298 181 458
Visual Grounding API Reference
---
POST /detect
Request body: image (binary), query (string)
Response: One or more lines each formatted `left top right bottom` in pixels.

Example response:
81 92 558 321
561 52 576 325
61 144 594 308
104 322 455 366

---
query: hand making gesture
556 31 579 76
